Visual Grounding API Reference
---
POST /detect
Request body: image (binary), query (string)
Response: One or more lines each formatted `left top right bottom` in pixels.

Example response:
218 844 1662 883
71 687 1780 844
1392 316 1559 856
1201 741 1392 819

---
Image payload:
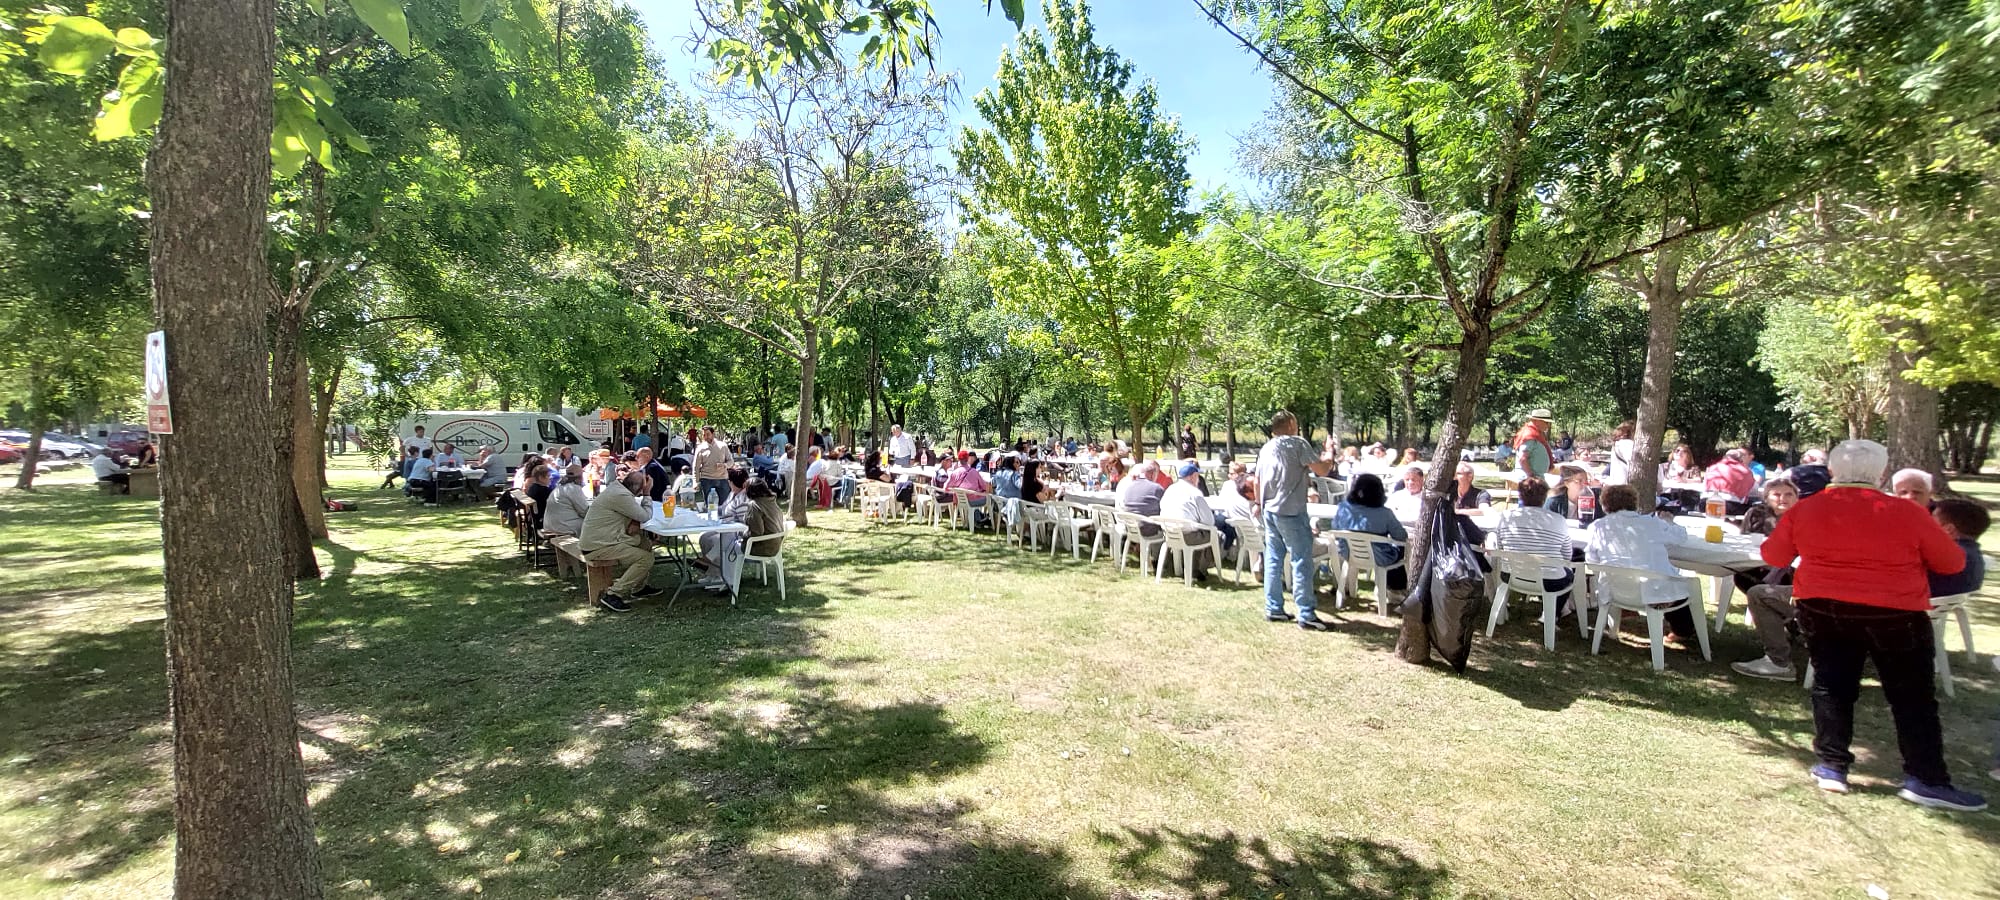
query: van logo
434 418 508 449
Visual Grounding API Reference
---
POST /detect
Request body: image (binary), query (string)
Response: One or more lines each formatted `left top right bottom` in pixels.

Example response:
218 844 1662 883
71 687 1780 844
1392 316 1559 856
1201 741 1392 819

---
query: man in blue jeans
1255 410 1339 631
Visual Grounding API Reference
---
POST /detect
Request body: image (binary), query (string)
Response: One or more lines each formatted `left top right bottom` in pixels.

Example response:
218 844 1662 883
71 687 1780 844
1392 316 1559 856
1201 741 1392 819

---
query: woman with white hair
1761 440 1984 811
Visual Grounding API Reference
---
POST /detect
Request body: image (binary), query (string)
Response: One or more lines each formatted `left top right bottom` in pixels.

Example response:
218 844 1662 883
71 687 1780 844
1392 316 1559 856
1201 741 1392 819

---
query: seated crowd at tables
453 425 787 615
1269 416 1992 813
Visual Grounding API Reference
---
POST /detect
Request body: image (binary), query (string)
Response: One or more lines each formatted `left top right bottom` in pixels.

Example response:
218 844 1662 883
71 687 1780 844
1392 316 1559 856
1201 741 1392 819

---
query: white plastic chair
1325 529 1407 616
1584 562 1711 671
1313 475 1347 503
1113 510 1164 577
1153 518 1216 586
909 483 941 527
1046 500 1095 558
741 521 794 604
857 482 896 525
1008 500 1057 551
1087 503 1120 563
670 473 697 506
1228 515 1264 584
1486 549 1585 650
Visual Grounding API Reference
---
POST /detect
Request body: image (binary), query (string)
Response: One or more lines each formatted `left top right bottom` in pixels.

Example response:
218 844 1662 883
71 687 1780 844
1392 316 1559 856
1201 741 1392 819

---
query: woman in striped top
1492 478 1575 592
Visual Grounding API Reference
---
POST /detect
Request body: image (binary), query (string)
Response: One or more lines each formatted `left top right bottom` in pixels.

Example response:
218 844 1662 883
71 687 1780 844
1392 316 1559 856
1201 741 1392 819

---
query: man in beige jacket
580 469 656 612
692 425 733 505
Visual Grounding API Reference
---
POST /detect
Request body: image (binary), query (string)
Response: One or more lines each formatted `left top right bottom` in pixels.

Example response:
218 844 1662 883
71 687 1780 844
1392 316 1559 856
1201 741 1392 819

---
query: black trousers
100 474 130 494
410 478 438 504
1795 597 1948 785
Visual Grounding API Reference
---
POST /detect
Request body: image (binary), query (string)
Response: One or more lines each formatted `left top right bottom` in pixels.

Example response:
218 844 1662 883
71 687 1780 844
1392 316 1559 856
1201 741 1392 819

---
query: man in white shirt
434 442 464 468
91 451 131 493
1492 478 1577 599
1585 484 1699 644
667 429 687 453
403 425 432 456
888 424 915 466
1161 460 1231 579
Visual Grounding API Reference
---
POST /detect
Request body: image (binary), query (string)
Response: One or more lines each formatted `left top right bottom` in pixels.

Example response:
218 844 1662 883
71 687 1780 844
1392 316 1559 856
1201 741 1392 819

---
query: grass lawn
2 457 1997 899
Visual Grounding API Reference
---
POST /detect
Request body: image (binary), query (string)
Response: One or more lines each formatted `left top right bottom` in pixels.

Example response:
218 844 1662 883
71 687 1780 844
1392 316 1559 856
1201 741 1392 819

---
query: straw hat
1527 408 1554 421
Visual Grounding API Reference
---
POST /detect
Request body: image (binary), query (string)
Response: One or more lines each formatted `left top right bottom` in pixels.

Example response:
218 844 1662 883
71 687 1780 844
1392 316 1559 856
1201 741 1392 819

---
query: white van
396 411 596 478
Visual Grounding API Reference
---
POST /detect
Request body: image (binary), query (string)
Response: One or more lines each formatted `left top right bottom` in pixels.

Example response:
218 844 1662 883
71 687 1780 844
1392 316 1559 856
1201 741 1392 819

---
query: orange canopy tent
598 403 708 420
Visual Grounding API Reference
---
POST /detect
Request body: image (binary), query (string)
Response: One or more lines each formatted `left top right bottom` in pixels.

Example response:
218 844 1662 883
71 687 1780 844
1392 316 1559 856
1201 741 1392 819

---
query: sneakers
1297 617 1331 632
597 593 632 613
1265 611 1291 623
1730 655 1797 681
1988 766 2000 783
631 585 662 599
1898 780 1989 812
1810 765 1849 794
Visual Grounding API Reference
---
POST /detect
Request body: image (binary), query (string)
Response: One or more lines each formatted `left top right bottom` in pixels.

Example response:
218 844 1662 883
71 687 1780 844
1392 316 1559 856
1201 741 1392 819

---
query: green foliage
704 0 1026 87
958 0 1197 444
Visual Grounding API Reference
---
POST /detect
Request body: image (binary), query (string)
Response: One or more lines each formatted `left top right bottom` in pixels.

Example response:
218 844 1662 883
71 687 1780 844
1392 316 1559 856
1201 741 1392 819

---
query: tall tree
150 0 322 893
630 37 948 524
1204 0 1820 662
958 0 1198 456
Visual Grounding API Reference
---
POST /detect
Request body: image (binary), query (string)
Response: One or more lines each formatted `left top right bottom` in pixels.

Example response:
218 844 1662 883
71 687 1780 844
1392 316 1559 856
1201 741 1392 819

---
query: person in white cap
1512 408 1556 481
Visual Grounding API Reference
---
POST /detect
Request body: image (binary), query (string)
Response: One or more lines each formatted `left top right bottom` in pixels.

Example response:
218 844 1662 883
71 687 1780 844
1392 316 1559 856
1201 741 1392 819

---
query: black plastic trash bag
1404 498 1487 672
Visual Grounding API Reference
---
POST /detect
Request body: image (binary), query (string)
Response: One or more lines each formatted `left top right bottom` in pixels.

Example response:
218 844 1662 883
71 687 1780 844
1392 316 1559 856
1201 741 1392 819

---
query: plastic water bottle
706 487 719 516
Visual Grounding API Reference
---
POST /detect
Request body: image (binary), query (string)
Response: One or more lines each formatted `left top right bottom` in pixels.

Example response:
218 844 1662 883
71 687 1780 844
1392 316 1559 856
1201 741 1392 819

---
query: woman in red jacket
1762 440 1984 811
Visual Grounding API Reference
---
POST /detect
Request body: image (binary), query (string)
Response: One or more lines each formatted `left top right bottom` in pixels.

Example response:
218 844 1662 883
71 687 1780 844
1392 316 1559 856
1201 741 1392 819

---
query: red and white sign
144 330 173 435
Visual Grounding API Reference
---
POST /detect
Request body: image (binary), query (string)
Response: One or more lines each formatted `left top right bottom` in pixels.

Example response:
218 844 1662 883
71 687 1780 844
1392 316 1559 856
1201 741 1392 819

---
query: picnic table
1388 507 1765 628
889 465 939 481
642 506 750 603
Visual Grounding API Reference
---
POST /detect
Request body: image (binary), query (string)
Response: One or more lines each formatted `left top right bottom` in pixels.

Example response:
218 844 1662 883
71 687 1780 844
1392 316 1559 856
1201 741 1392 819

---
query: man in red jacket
1762 440 1985 811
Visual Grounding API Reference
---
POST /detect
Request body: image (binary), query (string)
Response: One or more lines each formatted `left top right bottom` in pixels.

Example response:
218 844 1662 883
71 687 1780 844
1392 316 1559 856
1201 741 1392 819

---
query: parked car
44 433 98 458
0 439 22 465
0 431 97 459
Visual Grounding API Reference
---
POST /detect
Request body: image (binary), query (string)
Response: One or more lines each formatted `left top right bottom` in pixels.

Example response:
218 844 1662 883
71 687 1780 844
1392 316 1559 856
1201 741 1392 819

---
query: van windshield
539 419 581 445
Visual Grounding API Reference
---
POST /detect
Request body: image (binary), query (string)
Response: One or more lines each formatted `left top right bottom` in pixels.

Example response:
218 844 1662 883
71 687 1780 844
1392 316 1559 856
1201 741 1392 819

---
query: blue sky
623 0 1275 193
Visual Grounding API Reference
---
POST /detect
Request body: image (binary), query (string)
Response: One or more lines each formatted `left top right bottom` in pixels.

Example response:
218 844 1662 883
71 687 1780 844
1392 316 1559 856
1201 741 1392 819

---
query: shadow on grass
1096 826 1453 899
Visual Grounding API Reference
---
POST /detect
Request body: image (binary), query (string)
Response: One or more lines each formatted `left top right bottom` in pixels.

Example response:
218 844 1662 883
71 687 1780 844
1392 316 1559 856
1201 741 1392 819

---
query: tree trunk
1976 420 1993 475
1224 378 1236 462
1626 251 1687 513
789 326 819 526
1886 349 1946 492
1170 380 1183 443
1396 330 1493 664
1126 403 1149 460
150 0 323 890
269 308 320 579
865 342 880 452
13 370 47 490
290 357 327 539
1330 378 1344 447
311 364 340 488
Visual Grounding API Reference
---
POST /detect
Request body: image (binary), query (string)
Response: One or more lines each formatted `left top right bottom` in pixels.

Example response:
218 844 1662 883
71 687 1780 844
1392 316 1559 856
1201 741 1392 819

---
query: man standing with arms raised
888 424 916 467
1256 410 1340 630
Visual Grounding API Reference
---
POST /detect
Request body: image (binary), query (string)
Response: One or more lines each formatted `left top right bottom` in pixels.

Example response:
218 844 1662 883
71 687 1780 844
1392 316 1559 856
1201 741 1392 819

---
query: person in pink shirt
942 450 992 525
1703 448 1757 504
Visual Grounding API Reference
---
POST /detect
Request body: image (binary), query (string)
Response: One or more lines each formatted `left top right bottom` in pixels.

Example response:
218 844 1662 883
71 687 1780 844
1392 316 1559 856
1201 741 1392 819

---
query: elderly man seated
1159 460 1235 581
1891 468 1935 509
1116 459 1167 537
579 469 660 613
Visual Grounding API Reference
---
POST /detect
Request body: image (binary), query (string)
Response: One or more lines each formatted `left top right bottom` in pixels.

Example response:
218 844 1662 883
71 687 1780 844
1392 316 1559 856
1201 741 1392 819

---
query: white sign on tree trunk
145 330 173 434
